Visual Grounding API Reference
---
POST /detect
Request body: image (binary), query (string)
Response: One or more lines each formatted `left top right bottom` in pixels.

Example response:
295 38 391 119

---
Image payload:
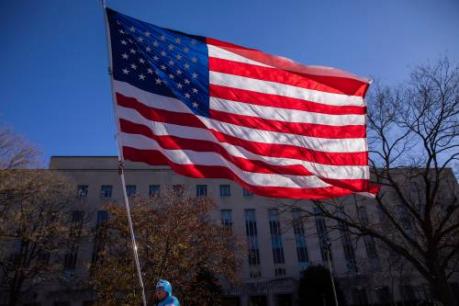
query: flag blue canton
107 8 210 117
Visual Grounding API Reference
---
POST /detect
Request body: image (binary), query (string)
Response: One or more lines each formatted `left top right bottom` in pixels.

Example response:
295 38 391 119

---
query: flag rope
101 1 148 305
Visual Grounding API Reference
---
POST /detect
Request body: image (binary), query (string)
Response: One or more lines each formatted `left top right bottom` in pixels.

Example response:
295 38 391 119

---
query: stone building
1 156 458 306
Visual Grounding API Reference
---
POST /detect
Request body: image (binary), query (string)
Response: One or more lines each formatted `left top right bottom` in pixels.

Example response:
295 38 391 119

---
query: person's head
155 279 172 301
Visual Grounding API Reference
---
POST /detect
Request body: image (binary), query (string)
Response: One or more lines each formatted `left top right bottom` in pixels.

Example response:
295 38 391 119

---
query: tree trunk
430 268 457 306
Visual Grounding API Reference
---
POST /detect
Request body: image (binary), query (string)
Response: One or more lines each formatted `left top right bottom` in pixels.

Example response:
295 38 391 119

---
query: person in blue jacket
154 279 180 306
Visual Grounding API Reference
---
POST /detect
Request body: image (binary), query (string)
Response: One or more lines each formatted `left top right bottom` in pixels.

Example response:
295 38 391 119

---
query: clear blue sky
1 0 459 164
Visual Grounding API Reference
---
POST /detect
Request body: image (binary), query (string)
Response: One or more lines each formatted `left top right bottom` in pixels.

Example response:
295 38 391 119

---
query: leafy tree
187 267 224 306
91 190 240 305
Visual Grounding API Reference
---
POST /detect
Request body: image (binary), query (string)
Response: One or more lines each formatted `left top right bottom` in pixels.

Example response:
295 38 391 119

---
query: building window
314 207 333 263
364 237 379 259
358 207 380 262
196 184 207 197
92 211 108 264
221 209 232 231
245 209 260 266
357 206 369 225
274 267 286 277
173 184 184 196
396 204 413 231
268 209 285 264
96 210 108 226
65 210 83 270
249 268 262 279
126 185 136 197
71 210 84 223
291 208 310 265
337 207 358 273
77 185 88 198
220 184 231 197
243 188 253 197
64 251 78 270
342 243 358 273
100 185 112 199
149 184 160 197
69 211 84 245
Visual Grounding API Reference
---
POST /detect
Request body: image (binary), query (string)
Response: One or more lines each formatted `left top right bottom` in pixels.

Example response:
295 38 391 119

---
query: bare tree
0 128 87 306
0 127 41 169
91 190 241 306
292 58 459 306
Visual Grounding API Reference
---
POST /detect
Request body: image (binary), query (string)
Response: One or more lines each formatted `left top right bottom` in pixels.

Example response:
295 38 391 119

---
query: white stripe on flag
115 80 365 126
209 71 365 106
204 117 366 152
114 81 367 153
117 105 370 180
207 44 272 68
209 97 365 126
119 132 331 188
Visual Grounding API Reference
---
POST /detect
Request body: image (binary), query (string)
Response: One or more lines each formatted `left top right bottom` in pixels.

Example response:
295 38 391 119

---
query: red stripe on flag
116 93 206 128
209 131 368 166
210 85 366 115
210 57 365 99
206 38 370 97
121 118 372 191
122 122 371 191
123 146 359 199
116 94 369 166
209 109 366 139
120 118 313 175
119 92 365 138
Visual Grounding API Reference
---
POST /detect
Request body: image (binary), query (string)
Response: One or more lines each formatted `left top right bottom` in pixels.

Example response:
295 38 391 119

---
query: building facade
2 156 458 306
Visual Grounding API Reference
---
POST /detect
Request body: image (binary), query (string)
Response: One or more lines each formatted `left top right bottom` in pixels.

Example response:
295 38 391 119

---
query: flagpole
100 1 148 305
326 241 339 306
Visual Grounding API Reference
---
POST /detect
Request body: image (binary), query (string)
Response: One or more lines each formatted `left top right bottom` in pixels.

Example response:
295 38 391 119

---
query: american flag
106 8 376 199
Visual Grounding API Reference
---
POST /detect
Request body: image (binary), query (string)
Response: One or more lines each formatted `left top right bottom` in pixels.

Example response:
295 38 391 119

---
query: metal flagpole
326 241 339 306
100 1 148 305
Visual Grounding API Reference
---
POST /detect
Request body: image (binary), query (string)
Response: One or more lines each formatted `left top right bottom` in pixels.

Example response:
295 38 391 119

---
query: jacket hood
156 279 172 296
